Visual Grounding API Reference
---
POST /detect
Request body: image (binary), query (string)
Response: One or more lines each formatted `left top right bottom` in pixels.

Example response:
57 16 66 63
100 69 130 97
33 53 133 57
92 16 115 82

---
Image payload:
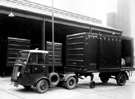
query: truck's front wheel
36 79 48 93
64 77 76 89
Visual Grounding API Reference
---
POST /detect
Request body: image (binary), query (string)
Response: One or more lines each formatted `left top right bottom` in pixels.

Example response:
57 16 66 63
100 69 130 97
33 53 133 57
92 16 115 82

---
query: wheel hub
69 80 74 86
120 75 125 83
40 82 46 90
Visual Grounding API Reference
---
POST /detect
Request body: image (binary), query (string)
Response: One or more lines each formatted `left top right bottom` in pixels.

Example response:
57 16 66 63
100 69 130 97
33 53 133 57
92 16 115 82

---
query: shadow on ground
16 87 38 94
75 82 118 89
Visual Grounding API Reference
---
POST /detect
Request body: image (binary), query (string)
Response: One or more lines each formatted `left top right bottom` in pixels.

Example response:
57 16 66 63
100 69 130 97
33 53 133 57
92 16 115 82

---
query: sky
130 0 135 38
28 0 117 25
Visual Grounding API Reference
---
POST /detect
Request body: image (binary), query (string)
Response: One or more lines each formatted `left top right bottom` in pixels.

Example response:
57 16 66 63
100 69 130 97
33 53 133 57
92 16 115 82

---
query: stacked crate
46 41 62 66
6 37 30 67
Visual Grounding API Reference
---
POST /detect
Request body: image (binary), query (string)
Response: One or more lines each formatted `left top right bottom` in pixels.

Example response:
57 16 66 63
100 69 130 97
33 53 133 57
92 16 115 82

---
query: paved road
0 72 135 99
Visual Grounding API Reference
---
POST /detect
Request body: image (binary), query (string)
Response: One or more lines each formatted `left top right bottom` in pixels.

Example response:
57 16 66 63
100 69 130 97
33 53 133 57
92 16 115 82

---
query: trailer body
65 32 133 73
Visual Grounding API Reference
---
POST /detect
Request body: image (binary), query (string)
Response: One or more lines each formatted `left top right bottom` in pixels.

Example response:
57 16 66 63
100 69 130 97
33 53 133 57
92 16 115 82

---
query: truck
11 32 134 93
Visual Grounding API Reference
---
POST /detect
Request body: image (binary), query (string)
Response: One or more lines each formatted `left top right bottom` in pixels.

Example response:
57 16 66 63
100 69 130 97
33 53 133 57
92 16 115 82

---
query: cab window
38 53 45 64
28 53 45 64
28 53 38 64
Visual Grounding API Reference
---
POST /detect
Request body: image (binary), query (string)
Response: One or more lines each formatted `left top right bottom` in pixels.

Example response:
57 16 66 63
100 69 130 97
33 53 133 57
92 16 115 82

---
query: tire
49 72 60 86
23 86 31 89
89 81 95 88
100 77 109 83
36 79 48 93
116 73 127 86
64 77 76 89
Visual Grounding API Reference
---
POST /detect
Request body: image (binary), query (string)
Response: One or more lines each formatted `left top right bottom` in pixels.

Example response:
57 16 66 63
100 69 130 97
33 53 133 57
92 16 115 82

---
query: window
38 53 45 64
28 53 38 64
28 53 45 64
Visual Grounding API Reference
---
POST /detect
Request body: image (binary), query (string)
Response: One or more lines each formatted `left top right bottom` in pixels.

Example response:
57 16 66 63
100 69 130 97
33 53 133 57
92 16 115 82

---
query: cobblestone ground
0 72 135 99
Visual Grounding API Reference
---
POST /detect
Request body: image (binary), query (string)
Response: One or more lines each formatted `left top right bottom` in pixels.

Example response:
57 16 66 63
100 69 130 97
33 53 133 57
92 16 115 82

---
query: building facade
117 0 131 36
0 0 122 76
107 12 117 28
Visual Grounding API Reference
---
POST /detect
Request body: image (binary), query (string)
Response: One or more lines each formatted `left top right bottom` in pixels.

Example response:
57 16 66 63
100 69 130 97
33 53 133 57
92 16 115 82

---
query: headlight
17 72 20 77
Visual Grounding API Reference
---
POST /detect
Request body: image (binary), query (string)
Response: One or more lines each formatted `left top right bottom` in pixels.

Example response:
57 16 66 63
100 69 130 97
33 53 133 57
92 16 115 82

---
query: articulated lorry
11 32 134 93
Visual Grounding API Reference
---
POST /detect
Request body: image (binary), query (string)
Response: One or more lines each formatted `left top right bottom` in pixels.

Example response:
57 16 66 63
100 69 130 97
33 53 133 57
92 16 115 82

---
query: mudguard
117 71 129 80
62 73 76 82
34 76 50 87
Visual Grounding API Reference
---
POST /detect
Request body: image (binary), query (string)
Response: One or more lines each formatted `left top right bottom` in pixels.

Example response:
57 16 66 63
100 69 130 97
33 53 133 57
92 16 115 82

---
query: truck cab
11 49 51 93
11 48 79 93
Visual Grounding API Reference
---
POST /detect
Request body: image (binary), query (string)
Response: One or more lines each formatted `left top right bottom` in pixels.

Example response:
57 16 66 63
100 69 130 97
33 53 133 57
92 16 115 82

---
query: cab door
25 53 48 85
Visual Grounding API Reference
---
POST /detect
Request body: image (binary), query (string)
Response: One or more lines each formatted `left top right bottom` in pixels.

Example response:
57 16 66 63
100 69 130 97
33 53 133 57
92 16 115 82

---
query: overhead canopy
0 0 122 33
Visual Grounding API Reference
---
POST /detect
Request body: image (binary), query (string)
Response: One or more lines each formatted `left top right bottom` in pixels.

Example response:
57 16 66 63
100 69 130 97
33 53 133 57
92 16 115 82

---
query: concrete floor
0 72 135 99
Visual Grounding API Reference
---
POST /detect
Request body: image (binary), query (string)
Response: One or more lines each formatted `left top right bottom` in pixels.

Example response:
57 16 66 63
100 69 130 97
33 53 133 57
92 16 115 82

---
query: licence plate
14 82 18 87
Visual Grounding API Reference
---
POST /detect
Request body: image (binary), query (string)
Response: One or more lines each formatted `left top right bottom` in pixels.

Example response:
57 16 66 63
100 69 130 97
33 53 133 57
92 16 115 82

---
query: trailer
65 32 134 87
10 30 134 93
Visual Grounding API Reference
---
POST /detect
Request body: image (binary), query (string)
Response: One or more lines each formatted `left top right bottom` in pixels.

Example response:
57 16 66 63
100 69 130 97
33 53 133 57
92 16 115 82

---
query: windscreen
28 53 46 64
15 51 29 64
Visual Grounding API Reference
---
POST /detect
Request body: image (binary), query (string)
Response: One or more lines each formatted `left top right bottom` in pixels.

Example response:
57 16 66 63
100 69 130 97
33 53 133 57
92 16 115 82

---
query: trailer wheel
116 73 126 86
100 77 109 83
36 79 48 93
89 81 95 88
64 76 76 89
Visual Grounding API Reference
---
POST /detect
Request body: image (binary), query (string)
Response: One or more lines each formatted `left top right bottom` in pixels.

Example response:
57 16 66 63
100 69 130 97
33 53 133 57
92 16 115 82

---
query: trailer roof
20 50 49 54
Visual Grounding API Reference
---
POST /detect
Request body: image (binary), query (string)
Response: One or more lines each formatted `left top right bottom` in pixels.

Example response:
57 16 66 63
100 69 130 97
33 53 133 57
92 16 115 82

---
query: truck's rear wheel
36 79 48 93
116 73 126 86
64 76 76 89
